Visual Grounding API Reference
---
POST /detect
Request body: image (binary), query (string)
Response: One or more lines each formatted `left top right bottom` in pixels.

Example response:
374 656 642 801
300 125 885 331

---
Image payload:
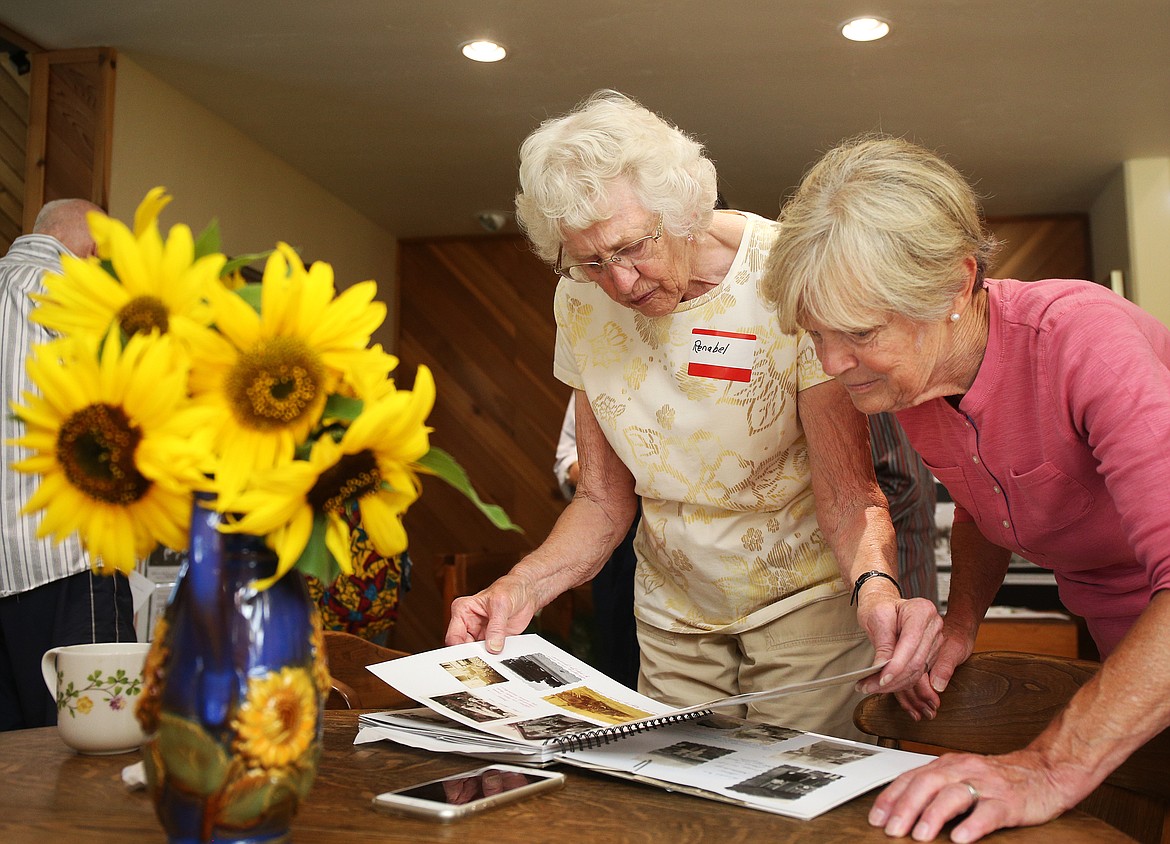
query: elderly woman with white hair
445 92 940 740
764 134 1170 841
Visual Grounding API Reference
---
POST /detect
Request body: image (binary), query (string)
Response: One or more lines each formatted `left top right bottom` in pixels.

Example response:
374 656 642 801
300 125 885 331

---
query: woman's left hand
868 748 1074 843
855 593 944 696
892 622 977 718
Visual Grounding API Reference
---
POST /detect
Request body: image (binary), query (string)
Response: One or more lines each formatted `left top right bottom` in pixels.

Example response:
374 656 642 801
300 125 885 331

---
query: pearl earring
950 313 961 322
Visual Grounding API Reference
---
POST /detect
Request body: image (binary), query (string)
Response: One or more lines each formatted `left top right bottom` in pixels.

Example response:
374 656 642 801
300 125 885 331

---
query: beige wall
1124 158 1170 327
1091 157 1170 329
1089 167 1129 289
109 55 398 348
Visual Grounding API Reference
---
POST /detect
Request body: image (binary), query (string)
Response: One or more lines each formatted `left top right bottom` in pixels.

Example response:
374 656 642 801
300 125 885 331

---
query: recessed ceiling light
461 40 507 62
841 17 890 42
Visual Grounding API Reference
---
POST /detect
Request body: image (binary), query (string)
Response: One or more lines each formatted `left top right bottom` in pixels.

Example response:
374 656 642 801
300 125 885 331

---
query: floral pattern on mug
55 667 144 718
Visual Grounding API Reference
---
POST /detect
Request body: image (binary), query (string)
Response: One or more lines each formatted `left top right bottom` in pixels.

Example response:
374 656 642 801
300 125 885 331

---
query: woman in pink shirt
763 135 1170 843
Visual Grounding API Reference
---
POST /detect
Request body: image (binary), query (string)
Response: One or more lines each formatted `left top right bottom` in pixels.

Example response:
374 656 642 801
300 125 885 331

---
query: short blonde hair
514 90 718 264
762 135 997 333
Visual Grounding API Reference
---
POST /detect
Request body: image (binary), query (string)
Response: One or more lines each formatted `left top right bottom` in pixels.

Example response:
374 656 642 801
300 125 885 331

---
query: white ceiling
3 1 1169 239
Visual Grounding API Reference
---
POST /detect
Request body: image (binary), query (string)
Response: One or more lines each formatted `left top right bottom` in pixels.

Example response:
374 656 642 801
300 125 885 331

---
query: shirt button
993 486 1001 494
1001 520 1010 528
972 455 980 464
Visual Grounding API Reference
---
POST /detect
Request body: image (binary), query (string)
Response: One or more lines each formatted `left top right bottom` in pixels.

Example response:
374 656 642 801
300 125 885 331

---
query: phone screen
394 767 552 805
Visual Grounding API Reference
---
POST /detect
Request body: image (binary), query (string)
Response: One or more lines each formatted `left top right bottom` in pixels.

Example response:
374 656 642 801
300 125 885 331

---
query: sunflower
31 187 225 344
185 243 388 506
10 332 214 574
334 344 401 402
232 666 318 770
221 366 435 586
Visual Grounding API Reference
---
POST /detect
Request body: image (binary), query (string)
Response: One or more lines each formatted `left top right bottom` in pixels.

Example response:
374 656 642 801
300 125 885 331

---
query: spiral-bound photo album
355 634 934 820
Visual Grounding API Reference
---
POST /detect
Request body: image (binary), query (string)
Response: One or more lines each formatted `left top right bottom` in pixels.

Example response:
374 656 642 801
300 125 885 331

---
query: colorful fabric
305 506 409 640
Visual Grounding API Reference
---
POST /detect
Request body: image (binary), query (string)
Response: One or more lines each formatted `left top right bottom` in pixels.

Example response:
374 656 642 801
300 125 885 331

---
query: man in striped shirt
0 199 137 731
870 412 938 605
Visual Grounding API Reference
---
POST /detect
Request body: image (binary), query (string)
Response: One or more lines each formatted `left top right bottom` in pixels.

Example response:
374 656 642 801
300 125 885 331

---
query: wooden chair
437 551 578 645
322 630 414 710
853 650 1170 844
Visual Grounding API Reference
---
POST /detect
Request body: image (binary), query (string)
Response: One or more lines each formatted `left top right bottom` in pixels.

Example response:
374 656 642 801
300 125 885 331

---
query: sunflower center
306 450 382 514
225 337 325 430
56 403 151 504
270 693 301 739
117 296 171 336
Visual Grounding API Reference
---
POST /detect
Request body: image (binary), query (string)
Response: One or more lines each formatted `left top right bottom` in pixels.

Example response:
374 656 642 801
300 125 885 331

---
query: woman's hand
869 748 1076 843
444 570 541 653
447 392 635 655
854 590 944 700
892 621 978 717
878 595 1170 842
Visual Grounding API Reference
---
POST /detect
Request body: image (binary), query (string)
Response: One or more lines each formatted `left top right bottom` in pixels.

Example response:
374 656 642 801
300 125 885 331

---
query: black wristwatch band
850 570 904 605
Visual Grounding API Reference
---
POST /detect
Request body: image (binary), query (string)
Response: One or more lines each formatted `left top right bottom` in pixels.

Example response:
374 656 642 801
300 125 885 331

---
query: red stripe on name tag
691 328 757 341
688 362 752 382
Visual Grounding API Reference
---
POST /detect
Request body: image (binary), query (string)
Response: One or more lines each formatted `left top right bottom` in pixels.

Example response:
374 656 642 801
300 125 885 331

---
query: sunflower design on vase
11 189 518 843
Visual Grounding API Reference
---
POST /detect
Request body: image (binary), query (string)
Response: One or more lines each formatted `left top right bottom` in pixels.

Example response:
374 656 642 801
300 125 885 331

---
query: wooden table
0 710 1135 842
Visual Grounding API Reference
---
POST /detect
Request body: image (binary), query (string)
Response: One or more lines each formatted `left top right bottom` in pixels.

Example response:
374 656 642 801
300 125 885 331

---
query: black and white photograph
512 714 591 741
728 764 842 801
648 741 736 766
780 740 878 768
729 723 803 745
431 691 514 723
501 653 582 688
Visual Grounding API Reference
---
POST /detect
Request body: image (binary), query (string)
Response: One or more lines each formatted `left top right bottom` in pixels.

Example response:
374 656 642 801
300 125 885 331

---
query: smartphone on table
371 764 565 822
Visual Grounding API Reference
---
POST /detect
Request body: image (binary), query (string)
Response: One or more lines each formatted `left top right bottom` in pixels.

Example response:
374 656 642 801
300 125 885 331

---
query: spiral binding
548 708 714 752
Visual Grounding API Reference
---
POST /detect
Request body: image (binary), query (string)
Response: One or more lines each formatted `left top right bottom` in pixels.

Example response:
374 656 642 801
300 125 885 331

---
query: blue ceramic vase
136 497 328 843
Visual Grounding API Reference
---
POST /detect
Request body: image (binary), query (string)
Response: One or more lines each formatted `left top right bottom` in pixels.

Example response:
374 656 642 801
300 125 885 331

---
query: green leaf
295 516 340 584
219 779 274 828
321 394 364 423
222 251 273 279
233 283 263 313
193 219 223 260
219 770 297 828
415 447 522 533
157 712 231 796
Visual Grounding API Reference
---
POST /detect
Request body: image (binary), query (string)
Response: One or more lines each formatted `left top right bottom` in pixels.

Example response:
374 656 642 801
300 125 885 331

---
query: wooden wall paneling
23 47 115 229
394 234 570 654
986 214 1092 282
0 52 29 251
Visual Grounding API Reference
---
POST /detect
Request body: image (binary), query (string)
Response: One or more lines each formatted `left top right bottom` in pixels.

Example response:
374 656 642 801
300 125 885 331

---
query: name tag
687 328 756 382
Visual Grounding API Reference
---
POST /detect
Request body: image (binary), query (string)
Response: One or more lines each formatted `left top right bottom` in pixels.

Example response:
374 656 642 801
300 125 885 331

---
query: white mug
41 641 151 754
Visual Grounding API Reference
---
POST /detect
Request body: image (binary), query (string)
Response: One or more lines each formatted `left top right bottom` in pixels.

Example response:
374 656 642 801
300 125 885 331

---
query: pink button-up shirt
897 278 1170 656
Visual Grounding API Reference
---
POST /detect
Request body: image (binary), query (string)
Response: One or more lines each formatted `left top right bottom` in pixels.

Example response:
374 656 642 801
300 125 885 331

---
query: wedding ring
962 781 981 807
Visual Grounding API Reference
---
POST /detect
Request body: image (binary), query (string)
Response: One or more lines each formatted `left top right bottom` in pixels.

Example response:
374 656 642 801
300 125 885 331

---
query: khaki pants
636 590 873 741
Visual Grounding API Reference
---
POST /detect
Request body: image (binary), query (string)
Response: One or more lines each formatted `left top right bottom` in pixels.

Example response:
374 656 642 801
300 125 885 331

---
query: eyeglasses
554 216 663 283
